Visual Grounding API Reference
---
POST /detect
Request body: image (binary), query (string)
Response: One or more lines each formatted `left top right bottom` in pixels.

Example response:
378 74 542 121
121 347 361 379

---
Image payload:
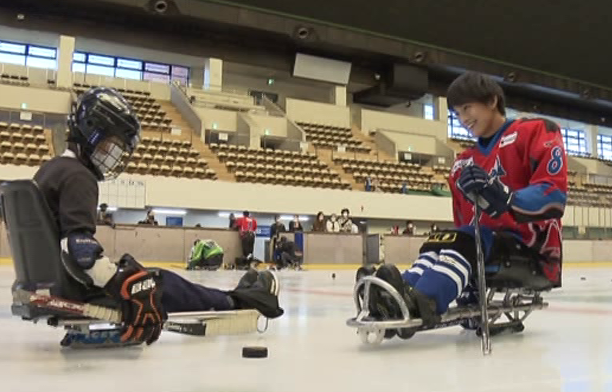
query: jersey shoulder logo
489 156 507 178
499 131 518 148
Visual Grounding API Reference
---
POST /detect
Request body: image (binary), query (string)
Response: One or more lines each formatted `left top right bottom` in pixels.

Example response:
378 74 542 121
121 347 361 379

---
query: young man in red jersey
365 72 567 335
233 210 258 267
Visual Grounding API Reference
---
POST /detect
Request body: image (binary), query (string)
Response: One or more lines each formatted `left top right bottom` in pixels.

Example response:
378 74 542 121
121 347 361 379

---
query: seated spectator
186 239 224 270
312 211 326 232
365 177 372 192
338 208 353 233
229 213 237 230
372 178 382 193
429 223 439 235
96 203 115 228
403 220 415 235
138 209 158 225
289 215 303 232
326 213 340 233
273 236 302 270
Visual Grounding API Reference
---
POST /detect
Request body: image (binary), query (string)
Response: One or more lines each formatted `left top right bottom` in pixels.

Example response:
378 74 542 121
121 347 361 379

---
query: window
560 128 587 155
0 41 57 69
171 65 189 77
145 62 170 73
72 62 86 73
448 112 475 140
86 64 115 77
88 54 115 66
0 42 26 54
28 46 56 58
115 68 142 80
73 52 86 62
598 134 612 160
144 71 169 83
70 51 189 84
117 58 142 70
424 104 434 120
26 57 56 69
0 53 25 65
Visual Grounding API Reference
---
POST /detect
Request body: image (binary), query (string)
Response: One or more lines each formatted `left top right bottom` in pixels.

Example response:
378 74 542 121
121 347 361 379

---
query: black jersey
33 156 98 238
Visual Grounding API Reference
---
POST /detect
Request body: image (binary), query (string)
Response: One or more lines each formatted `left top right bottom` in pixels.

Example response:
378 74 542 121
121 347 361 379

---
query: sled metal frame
347 276 548 348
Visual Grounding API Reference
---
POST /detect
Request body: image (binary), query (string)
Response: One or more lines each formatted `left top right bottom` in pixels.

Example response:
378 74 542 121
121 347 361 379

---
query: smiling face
447 71 508 139
453 99 502 138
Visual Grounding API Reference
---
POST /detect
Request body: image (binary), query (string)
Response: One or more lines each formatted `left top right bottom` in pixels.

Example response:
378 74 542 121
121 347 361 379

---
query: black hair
341 208 350 215
316 211 324 218
406 220 413 225
447 72 506 115
100 203 108 209
243 210 250 217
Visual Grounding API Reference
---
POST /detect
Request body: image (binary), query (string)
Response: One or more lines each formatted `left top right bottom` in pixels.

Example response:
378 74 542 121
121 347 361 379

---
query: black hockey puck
242 346 268 359
332 273 336 279
581 277 586 281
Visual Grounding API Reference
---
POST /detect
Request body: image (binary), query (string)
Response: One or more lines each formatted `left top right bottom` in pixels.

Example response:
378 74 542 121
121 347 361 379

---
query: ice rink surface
1 264 612 392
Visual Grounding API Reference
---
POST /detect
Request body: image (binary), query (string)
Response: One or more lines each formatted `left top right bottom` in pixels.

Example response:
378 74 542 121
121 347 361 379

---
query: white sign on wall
98 178 146 209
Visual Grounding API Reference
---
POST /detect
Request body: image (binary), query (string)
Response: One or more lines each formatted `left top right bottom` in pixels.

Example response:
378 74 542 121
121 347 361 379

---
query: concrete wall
303 233 364 264
248 113 287 137
0 85 71 114
380 130 437 155
194 107 238 132
285 98 350 128
573 157 612 176
4 164 612 226
359 109 447 142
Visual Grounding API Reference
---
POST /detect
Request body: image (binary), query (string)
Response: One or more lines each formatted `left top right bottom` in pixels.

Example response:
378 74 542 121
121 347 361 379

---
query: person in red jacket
363 72 567 336
233 211 258 267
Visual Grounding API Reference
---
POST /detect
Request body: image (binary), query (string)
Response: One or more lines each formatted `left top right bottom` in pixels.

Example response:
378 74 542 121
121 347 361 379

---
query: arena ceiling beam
2 0 612 126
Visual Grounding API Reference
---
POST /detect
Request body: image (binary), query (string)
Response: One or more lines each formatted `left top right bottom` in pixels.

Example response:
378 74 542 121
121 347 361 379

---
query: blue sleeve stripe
512 183 567 214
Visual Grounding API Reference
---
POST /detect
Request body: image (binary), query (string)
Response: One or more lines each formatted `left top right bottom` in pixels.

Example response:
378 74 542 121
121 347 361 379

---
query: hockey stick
472 196 491 355
13 289 262 337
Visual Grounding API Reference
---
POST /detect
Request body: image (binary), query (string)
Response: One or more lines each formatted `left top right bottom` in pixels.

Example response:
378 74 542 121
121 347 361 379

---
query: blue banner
256 226 271 237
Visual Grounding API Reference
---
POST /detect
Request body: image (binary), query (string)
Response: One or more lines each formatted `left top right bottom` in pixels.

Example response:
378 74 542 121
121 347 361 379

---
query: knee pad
418 230 479 271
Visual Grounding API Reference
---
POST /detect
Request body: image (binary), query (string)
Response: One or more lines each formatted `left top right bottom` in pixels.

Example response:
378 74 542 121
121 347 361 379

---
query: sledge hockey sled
347 202 555 355
1 180 265 348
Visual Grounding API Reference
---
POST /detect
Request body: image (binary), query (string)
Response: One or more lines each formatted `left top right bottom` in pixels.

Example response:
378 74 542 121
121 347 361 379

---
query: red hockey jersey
448 118 568 284
234 216 257 234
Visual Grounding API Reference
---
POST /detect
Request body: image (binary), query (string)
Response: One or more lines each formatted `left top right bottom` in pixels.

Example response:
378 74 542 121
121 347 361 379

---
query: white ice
1 265 612 392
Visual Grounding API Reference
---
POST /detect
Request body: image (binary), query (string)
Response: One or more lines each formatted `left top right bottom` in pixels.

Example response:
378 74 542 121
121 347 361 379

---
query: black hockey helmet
67 87 140 181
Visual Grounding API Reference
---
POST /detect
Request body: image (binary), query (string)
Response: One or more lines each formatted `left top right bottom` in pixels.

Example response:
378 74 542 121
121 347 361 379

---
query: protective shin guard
414 249 472 315
402 251 438 287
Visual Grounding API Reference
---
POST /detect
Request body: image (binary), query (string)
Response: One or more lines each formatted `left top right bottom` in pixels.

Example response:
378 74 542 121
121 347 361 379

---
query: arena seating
123 136 216 179
211 143 351 189
296 122 371 154
333 156 446 193
0 64 29 87
0 122 51 166
450 137 476 150
74 85 172 131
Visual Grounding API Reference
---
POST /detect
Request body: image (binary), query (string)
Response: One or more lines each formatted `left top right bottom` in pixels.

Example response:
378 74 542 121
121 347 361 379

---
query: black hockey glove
105 254 165 345
457 165 514 218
